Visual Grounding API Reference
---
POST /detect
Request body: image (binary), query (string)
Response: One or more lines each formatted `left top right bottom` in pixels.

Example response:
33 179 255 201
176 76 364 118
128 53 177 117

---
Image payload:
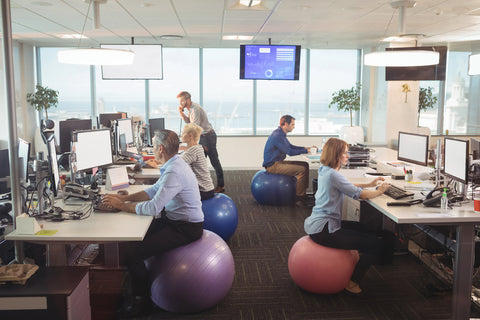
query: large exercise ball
202 193 238 241
288 236 359 294
251 170 296 206
146 230 235 313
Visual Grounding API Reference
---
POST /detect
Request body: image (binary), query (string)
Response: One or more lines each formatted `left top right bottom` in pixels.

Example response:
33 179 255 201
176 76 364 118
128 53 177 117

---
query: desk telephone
63 182 97 201
422 187 463 207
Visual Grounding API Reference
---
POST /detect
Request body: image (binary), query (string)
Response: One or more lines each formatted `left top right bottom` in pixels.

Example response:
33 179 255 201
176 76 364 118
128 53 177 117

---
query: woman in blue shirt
304 138 394 294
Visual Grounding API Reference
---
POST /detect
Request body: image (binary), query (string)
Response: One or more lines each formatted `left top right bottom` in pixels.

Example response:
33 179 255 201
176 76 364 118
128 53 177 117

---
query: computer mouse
117 190 129 196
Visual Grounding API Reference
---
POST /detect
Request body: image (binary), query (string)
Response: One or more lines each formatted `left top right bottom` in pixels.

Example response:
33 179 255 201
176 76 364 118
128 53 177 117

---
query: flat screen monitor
46 135 60 197
18 138 31 183
397 131 429 166
99 112 126 128
100 44 163 80
471 138 480 160
0 149 9 194
115 118 134 151
73 129 113 172
240 44 301 80
443 137 469 184
149 118 165 145
385 46 447 81
59 119 92 153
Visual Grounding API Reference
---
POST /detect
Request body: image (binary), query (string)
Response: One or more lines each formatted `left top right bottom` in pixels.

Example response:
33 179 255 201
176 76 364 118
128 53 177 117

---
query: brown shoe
214 186 225 193
345 280 362 294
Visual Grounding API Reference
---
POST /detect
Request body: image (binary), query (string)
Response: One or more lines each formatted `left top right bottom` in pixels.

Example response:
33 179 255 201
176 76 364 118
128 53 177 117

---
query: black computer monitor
397 131 429 166
18 138 31 183
148 118 165 145
443 137 469 184
46 135 60 197
99 112 127 128
0 149 10 194
471 138 480 160
59 119 92 153
73 129 113 172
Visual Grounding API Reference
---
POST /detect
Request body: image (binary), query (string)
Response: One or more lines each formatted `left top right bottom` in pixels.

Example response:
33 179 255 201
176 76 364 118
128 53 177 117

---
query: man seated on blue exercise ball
103 129 204 318
263 114 317 207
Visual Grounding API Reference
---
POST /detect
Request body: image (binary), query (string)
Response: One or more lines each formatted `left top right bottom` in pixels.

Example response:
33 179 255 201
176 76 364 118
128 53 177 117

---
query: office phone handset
423 187 453 207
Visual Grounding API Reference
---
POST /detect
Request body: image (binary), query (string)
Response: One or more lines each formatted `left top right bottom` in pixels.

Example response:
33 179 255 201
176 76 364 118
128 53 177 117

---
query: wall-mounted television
101 44 163 80
240 44 301 80
385 46 447 81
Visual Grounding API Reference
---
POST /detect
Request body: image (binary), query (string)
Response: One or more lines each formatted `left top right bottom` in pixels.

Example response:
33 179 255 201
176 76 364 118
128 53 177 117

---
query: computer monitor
0 149 10 194
148 118 165 145
46 135 60 197
73 129 113 172
443 137 469 184
59 119 92 153
397 131 429 166
99 112 127 128
18 138 31 183
115 118 135 154
471 138 480 160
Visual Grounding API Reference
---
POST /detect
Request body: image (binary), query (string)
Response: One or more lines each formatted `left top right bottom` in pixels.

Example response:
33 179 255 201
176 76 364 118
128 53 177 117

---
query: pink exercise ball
288 236 359 294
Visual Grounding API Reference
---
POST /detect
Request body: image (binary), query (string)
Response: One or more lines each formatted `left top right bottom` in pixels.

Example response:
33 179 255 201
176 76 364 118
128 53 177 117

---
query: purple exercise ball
146 230 235 313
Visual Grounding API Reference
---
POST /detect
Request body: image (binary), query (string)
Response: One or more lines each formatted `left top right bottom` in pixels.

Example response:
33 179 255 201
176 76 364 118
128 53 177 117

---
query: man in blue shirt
263 115 316 206
103 129 203 318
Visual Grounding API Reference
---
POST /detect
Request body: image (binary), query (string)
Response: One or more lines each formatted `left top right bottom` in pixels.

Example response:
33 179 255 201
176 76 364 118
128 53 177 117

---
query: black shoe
117 296 152 319
214 186 225 193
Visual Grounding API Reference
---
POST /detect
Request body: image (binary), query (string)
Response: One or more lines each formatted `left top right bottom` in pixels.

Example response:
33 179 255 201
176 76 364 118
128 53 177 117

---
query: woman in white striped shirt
180 123 215 200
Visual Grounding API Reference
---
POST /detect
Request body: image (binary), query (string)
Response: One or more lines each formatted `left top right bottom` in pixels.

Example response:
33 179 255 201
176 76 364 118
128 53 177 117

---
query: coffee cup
474 191 480 212
310 147 317 155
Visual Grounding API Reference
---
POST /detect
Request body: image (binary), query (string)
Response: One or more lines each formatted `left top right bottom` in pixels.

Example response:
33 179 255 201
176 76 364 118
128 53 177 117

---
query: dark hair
279 115 295 126
320 137 348 169
153 129 179 156
176 91 191 100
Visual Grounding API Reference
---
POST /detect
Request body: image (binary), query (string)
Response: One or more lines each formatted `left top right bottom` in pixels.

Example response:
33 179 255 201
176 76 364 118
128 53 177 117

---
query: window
39 48 91 122
149 48 199 132
256 50 307 135
203 48 253 135
309 50 358 135
418 81 440 134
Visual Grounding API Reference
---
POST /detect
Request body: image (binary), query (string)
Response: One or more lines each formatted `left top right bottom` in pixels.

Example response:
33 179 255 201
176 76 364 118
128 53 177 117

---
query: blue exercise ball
146 230 235 313
202 193 238 241
251 170 296 206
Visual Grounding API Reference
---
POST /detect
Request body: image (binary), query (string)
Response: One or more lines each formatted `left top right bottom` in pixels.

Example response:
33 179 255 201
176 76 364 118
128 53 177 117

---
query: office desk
346 169 478 320
5 185 153 268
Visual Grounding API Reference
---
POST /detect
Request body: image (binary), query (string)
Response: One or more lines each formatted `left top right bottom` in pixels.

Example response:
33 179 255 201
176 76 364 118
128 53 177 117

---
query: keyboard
93 195 120 213
383 184 414 200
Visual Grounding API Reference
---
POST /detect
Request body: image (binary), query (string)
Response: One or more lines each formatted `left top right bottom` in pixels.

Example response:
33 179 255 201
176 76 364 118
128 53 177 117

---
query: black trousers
126 216 203 297
309 221 394 282
199 130 224 187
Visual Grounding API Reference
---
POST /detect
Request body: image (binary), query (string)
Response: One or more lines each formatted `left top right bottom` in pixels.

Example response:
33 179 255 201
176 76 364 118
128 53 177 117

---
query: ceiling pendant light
364 1 439 67
58 0 134 65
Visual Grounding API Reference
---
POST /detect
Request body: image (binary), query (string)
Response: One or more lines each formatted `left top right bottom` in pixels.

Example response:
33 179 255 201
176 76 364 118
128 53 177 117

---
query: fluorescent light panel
364 50 440 67
223 35 253 40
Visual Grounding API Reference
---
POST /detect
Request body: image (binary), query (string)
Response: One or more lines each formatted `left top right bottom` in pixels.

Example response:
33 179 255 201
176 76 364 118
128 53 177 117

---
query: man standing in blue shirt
263 115 316 206
103 129 203 318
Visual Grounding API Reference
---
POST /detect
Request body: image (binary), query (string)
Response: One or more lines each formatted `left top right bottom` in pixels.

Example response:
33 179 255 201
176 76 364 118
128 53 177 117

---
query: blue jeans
199 130 224 187
309 221 394 282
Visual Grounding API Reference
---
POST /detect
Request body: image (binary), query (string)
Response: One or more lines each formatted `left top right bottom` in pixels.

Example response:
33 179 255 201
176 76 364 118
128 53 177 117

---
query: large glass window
203 48 253 135
95 70 146 121
309 50 358 135
39 48 91 121
443 51 471 135
149 48 199 132
256 50 307 135
418 81 440 134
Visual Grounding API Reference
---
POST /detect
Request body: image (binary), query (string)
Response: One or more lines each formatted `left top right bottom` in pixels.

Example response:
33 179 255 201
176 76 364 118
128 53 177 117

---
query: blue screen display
240 45 300 80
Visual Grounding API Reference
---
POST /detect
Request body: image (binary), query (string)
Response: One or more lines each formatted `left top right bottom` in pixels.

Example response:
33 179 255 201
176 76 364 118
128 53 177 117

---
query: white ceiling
8 0 480 51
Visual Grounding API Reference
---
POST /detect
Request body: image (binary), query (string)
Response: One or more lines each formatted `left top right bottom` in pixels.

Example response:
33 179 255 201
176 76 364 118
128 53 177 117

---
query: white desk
6 185 153 268
344 165 478 320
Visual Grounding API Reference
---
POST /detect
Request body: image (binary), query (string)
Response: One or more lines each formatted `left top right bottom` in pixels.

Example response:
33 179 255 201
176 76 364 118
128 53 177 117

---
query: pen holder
405 173 413 182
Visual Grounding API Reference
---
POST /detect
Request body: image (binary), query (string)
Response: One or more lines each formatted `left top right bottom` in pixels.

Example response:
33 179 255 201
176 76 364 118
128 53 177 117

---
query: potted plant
328 82 361 127
417 86 437 127
26 84 59 120
328 82 363 144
